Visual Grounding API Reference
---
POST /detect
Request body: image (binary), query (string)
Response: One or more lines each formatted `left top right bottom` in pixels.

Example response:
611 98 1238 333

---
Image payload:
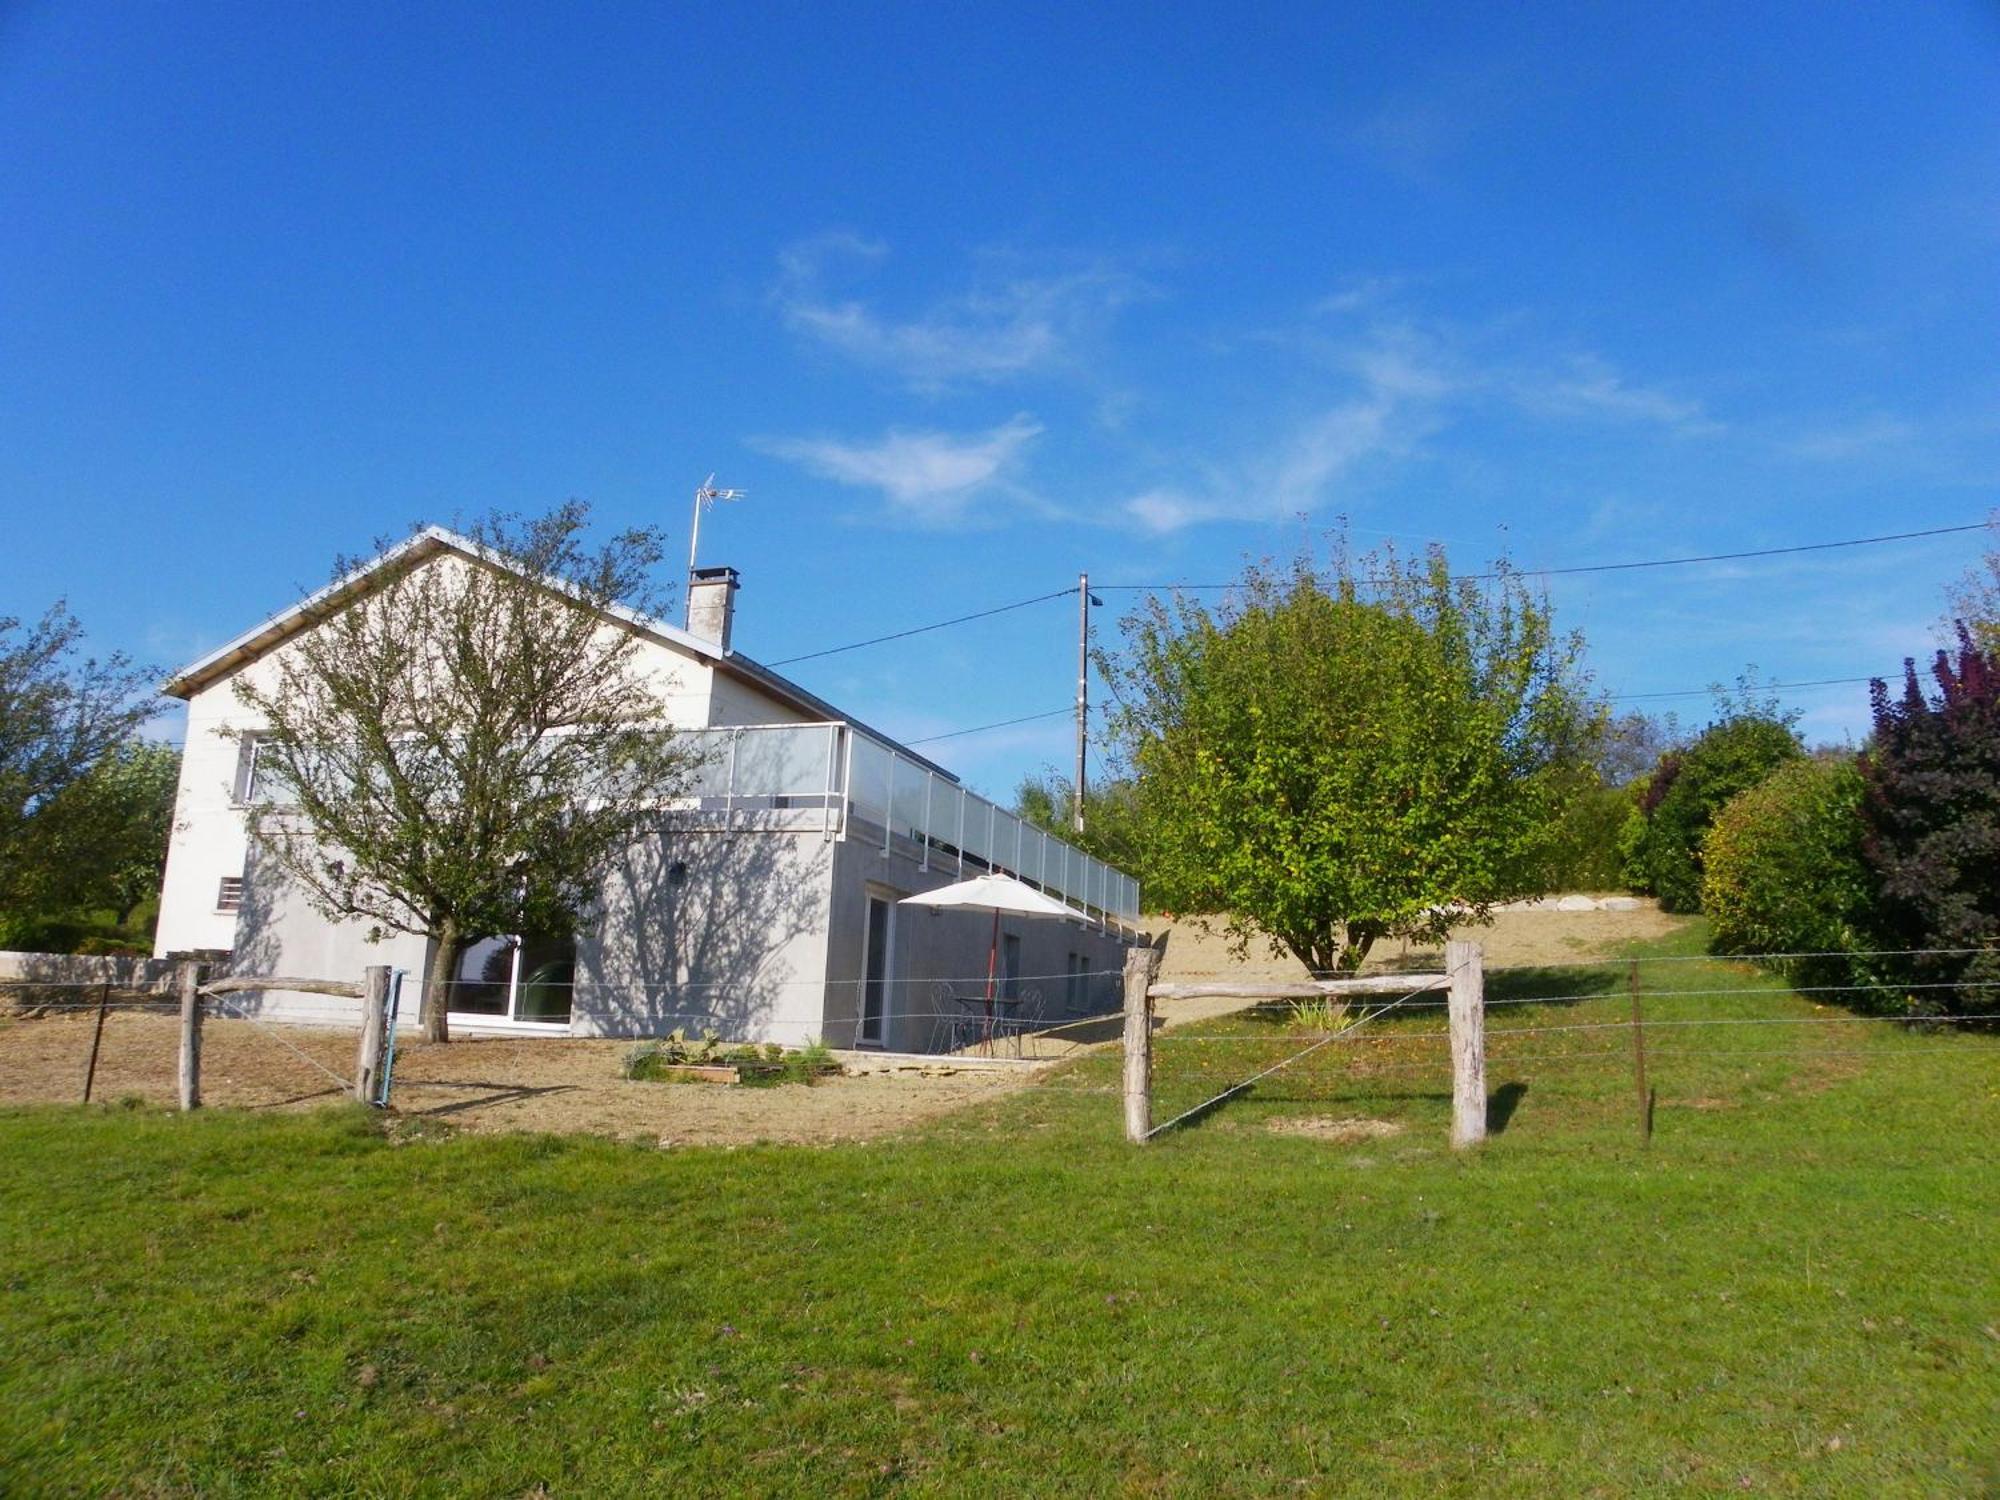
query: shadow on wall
578 819 827 1039
221 840 358 1018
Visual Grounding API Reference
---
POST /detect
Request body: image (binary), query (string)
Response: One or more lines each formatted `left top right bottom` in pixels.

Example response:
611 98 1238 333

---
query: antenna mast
688 473 746 575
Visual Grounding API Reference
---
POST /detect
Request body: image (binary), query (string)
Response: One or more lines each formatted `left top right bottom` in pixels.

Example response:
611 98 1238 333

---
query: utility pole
1073 572 1089 833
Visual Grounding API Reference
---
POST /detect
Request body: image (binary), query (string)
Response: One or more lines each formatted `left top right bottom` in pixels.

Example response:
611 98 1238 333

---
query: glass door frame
445 931 575 1031
857 887 898 1048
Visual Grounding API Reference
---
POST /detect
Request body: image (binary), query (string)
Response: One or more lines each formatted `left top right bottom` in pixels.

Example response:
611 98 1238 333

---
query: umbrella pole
985 907 1000 1053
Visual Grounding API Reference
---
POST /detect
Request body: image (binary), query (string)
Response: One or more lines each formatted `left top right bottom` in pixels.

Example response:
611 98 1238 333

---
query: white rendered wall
152 671 256 958
575 821 837 1043
154 549 719 963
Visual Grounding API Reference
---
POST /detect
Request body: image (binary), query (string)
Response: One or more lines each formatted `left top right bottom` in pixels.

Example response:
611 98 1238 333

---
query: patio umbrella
901 873 1078 1042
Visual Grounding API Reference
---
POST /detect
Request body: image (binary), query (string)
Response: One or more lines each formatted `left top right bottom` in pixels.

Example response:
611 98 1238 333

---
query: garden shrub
1538 778 1634 892
623 1031 840 1085
1702 756 1874 994
1624 713 1803 912
1857 626 2000 1017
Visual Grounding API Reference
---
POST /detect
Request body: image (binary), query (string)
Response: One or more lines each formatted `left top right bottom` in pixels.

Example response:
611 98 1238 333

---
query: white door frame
445 933 571 1033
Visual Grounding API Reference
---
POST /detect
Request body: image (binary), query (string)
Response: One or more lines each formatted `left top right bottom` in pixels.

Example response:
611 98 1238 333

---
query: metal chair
926 980 978 1054
997 987 1045 1056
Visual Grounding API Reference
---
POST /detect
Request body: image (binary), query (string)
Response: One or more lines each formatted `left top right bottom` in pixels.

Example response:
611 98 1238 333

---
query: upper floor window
231 735 264 805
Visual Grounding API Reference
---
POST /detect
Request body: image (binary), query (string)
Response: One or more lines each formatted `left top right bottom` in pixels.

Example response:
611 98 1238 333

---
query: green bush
73 934 150 958
0 915 138 954
1539 780 1635 891
1625 714 1803 912
1702 756 1874 993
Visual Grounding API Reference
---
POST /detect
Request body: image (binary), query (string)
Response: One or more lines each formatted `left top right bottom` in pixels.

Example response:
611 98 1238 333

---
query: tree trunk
423 917 458 1043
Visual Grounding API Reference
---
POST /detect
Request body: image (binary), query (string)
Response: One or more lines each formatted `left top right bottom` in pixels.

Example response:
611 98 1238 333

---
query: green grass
2 922 1996 1496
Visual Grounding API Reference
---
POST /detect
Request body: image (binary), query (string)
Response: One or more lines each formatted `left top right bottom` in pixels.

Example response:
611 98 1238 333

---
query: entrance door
859 892 894 1046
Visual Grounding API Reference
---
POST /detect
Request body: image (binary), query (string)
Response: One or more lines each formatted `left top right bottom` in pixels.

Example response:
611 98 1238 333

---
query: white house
152 528 1142 1051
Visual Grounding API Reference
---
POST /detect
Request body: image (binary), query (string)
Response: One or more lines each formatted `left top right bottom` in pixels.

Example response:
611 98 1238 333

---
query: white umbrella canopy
901 873 1080 1035
899 872 1076 919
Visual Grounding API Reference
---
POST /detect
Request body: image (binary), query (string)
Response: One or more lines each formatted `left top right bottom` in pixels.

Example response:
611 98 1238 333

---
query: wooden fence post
1122 945 1158 1144
177 957 204 1112
1628 959 1651 1145
1447 940 1486 1150
354 965 390 1105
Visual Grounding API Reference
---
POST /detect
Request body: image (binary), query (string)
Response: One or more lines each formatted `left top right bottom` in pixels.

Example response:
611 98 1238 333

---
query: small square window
216 876 244 912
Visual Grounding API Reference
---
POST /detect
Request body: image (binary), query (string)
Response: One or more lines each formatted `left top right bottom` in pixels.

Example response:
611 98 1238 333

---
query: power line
765 586 1078 667
1092 520 1989 593
1609 675 1876 703
904 707 1074 746
759 521 1986 670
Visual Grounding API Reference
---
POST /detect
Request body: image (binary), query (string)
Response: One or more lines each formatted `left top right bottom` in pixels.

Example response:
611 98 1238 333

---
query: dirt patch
0 1011 1033 1146
1155 899 1688 981
1266 1115 1404 1143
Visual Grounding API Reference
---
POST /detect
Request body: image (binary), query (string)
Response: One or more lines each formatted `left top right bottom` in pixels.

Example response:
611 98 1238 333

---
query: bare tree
233 504 702 1040
1941 512 1999 656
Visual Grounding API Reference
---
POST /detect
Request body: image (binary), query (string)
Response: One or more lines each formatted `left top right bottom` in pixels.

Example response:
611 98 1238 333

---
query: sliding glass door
448 932 575 1025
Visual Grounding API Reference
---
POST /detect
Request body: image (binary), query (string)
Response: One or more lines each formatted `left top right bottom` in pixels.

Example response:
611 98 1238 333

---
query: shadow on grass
251 1087 347 1110
1484 965 1619 1010
406 1082 581 1119
1487 1081 1527 1134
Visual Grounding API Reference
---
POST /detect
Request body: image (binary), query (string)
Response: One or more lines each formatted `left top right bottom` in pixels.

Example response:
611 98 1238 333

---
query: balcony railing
682 721 1141 928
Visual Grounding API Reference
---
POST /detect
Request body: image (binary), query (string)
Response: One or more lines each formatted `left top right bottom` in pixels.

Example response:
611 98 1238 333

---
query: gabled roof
162 525 960 782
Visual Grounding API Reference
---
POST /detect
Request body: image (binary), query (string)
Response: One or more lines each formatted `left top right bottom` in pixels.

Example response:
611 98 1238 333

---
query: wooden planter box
654 1064 739 1085
734 1060 844 1084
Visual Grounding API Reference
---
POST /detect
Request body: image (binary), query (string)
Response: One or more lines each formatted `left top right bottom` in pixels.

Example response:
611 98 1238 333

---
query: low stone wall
0 951 180 993
1491 895 1647 913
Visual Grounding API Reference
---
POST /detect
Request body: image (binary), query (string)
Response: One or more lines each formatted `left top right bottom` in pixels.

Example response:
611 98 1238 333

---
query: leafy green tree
1101 546 1597 973
1013 770 1147 888
18 740 181 928
233 505 703 1041
1535 773 1633 892
1702 755 1873 992
1622 711 1803 913
0 603 157 922
1857 625 1999 1016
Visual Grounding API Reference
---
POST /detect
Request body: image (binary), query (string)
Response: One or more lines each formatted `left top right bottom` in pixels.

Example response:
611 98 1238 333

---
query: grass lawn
2 923 1996 1496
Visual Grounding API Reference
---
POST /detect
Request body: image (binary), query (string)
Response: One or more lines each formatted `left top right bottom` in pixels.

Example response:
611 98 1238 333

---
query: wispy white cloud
1347 96 1467 180
1121 318 1454 533
1779 413 1916 462
771 235 1143 390
1343 63 1519 182
1509 353 1721 435
757 414 1045 528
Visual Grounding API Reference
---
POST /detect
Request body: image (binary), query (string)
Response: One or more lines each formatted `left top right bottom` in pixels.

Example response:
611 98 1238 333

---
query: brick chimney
686 566 739 651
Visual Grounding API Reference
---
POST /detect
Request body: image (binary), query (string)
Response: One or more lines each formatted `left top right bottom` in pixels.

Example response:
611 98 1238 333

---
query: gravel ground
0 1010 1031 1146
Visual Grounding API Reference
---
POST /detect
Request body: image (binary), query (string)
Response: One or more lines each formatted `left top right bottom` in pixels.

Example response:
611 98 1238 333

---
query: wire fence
5 942 1994 1128
1128 944 1999 1141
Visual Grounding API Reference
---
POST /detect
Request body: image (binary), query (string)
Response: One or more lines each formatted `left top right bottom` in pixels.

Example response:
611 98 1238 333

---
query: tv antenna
688 473 746 573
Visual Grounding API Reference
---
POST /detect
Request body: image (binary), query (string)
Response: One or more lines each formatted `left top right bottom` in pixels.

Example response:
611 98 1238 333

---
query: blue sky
2 2 1996 799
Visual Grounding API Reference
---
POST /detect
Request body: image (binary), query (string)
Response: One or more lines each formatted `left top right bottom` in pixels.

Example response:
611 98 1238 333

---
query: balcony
683 721 1141 930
